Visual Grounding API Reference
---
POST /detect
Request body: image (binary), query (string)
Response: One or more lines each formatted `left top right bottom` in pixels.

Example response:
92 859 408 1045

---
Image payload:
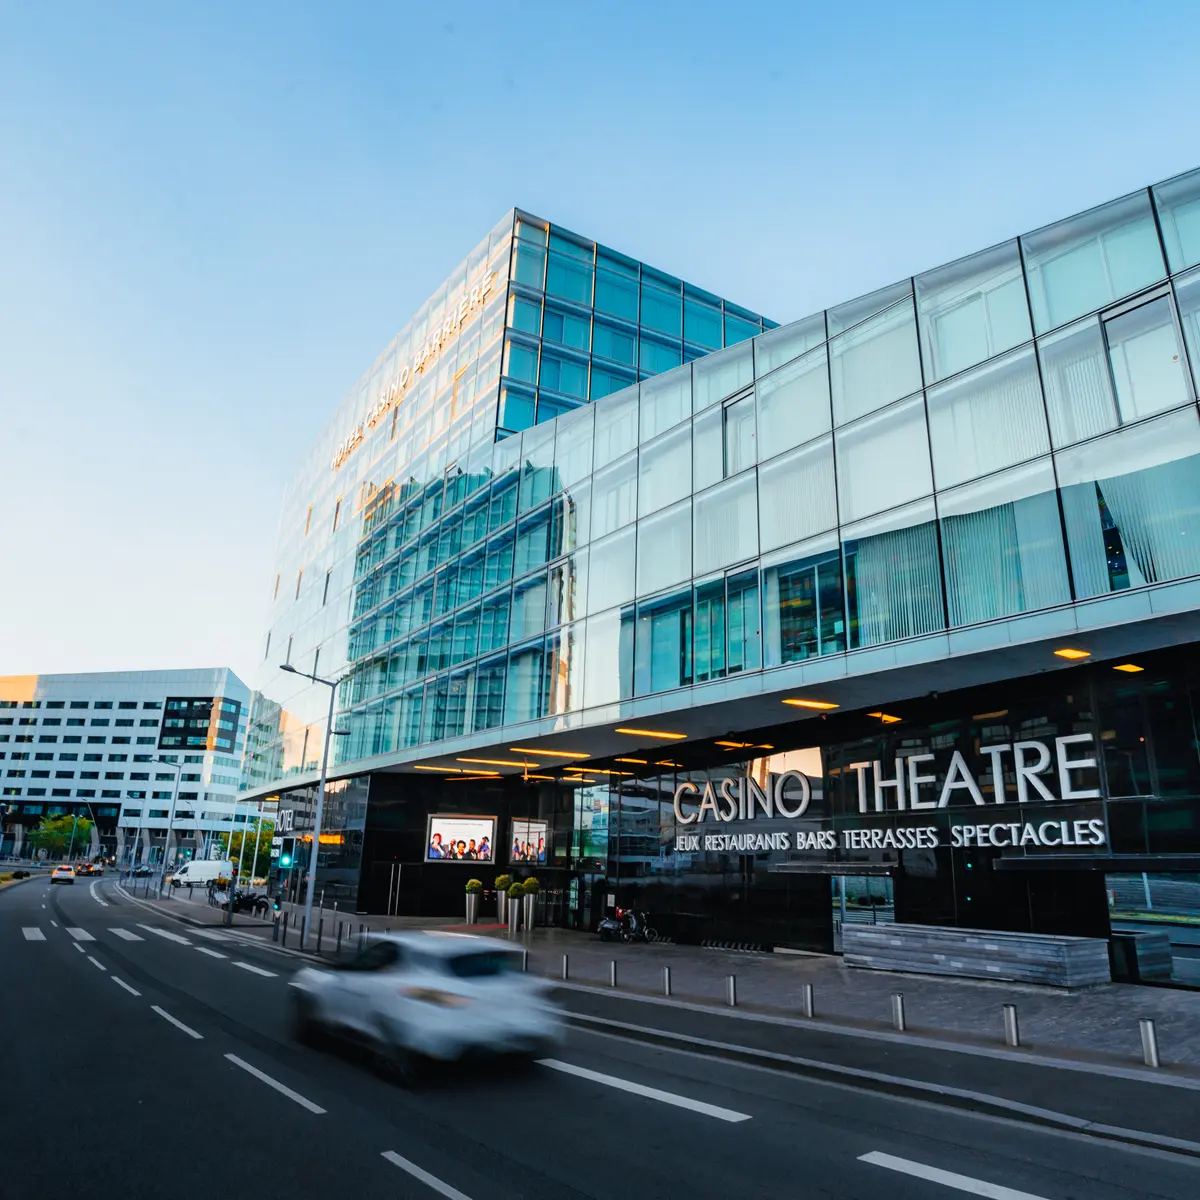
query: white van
171 860 233 888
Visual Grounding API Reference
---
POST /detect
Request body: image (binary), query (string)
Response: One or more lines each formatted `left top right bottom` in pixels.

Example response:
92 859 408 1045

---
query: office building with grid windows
244 174 1200 981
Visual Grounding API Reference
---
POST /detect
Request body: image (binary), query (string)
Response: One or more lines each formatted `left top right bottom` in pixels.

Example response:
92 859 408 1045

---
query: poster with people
509 819 547 865
426 816 496 863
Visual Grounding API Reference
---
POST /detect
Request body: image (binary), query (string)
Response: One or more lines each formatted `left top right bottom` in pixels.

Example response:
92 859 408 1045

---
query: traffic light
279 836 295 869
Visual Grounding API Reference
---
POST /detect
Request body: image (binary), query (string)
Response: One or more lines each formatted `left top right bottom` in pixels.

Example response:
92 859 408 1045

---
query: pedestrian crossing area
20 925 146 943
17 923 242 950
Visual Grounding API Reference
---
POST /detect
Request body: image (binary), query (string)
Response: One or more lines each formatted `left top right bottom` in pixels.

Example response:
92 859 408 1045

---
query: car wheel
290 994 322 1046
372 1029 420 1087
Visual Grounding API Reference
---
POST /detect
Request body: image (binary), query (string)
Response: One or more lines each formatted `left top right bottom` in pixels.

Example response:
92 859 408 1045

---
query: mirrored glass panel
545 621 585 715
754 311 826 376
758 437 837 552
635 590 693 695
1022 191 1166 333
1177 267 1200 391
829 299 922 425
693 473 758 576
638 423 691 517
592 386 638 469
916 240 1031 382
834 395 933 523
938 458 1070 626
693 405 723 492
693 342 753 412
640 368 692 441
553 402 594 488
587 526 636 613
1103 295 1192 420
827 279 912 336
1153 167 1200 273
1037 317 1117 447
762 534 845 666
926 346 1050 488
723 393 756 475
756 345 830 458
636 500 693 600
591 453 637 539
581 606 634 707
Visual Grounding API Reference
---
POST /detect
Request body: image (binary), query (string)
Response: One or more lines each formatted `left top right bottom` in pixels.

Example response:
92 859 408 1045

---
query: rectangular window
593 320 637 366
758 438 837 553
763 538 846 666
834 395 933 524
830 299 923 425
693 473 758 577
723 393 756 476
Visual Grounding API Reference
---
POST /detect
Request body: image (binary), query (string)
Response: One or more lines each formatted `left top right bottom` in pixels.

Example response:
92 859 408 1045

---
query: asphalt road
4 876 1199 1200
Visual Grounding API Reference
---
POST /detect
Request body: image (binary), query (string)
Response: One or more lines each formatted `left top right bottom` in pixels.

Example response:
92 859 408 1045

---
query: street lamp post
154 757 185 899
279 663 347 950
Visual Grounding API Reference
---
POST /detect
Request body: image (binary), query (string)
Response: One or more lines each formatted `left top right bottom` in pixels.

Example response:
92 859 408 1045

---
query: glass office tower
245 173 1200 976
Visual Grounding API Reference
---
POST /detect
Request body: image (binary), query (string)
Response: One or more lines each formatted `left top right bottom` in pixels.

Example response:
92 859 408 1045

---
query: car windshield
442 951 520 979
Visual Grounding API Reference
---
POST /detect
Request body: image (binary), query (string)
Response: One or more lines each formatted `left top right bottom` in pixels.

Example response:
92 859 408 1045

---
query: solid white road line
859 1152 1050 1199
136 923 191 945
22 928 46 941
109 928 144 941
232 961 276 977
381 1150 473 1200
152 1005 202 1039
537 1058 752 1123
90 880 109 907
223 1054 325 1113
73 943 86 954
87 955 106 971
66 927 95 941
112 977 141 996
195 947 227 959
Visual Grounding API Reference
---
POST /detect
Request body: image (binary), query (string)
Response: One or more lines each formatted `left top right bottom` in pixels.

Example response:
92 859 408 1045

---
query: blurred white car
289 932 564 1081
50 865 76 885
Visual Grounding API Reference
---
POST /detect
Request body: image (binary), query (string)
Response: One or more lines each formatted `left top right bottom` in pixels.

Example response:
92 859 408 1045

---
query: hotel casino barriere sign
331 270 499 472
670 733 1108 855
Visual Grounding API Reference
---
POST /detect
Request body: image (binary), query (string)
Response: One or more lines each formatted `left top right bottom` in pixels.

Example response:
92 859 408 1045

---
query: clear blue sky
2 0 1197 684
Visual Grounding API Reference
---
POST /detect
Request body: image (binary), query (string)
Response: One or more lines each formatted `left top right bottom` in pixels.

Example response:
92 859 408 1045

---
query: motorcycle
597 907 658 944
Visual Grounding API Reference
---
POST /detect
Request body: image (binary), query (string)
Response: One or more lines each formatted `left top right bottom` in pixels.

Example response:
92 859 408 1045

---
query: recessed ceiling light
867 711 902 724
559 776 597 785
1113 663 1144 673
972 709 1009 720
448 773 500 782
782 698 840 710
509 746 590 759
456 757 539 768
522 773 557 781
614 757 647 764
655 760 682 768
614 727 688 740
413 764 465 773
1054 648 1091 660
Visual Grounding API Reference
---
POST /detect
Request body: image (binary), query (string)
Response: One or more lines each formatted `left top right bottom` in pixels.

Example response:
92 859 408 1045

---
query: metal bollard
317 916 323 953
609 960 617 987
663 966 672 997
521 948 529 973
336 921 343 955
726 974 737 1007
1140 1017 1160 1068
357 925 364 952
561 953 569 981
1003 1004 1020 1048
891 993 906 1032
272 916 280 944
800 982 815 1019
281 911 289 947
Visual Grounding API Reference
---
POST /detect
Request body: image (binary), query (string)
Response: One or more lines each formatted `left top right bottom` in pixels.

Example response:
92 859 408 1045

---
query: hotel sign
331 270 498 472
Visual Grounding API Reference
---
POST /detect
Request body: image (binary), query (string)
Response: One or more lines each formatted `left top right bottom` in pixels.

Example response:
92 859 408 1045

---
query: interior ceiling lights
781 698 840 710
614 757 648 764
456 756 540 768
1113 663 1144 673
715 740 775 750
1053 648 1091 660
613 727 688 740
508 746 591 759
867 711 902 724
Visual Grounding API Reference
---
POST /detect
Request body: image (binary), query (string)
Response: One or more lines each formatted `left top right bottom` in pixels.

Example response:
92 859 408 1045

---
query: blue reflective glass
634 590 692 695
539 351 588 399
693 579 725 682
504 340 538 384
497 386 533 434
504 640 547 725
591 364 636 401
684 301 722 349
640 285 681 336
545 252 593 304
1154 168 1200 273
724 312 759 346
763 540 844 666
595 270 638 321
543 306 591 350
512 243 545 287
726 570 760 673
508 295 541 335
593 320 637 365
639 335 682 374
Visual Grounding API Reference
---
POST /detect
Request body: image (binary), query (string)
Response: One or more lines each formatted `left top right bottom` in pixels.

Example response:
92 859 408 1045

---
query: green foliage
506 882 525 899
29 813 93 858
218 818 275 878
494 874 512 891
522 876 540 894
465 878 483 893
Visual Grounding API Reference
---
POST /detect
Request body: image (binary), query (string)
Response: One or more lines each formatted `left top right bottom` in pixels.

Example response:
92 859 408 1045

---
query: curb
0 874 43 892
566 1010 1200 1161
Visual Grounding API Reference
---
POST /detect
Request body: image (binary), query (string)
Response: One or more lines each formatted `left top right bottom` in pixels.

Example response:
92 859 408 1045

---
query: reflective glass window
726 569 761 674
593 320 637 365
834 395 933 523
827 279 912 336
916 240 1031 382
1022 191 1166 333
488 473 517 531
926 346 1050 489
483 531 514 590
1153 167 1200 273
756 345 830 458
511 574 548 640
692 406 723 492
1056 406 1200 598
639 335 682 374
694 473 758 576
843 499 944 648
542 306 590 350
762 534 845 665
548 554 587 628
539 351 588 399
581 607 634 707
640 368 691 441
553 403 594 488
503 337 538 384
636 500 692 595
754 311 826 377
479 591 510 653
560 479 591 552
1037 317 1115 447
497 385 534 433
724 312 759 346
518 427 555 513
693 578 725 682
544 621 585 715
641 284 681 336
591 453 637 538
514 508 552 575
638 423 691 517
545 252 593 304
588 526 636 613
451 605 480 665
829 299 922 425
758 437 837 552
684 300 722 349
693 342 753 412
1104 295 1192 420
592 387 638 469
723 393 756 476
511 242 545 288
536 395 577 425
938 458 1070 626
1177 267 1200 391
471 656 507 732
595 270 638 321
591 364 637 401
635 589 693 695
508 294 541 335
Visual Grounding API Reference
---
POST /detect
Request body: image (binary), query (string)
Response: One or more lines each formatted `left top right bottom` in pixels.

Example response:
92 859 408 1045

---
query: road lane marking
87 955 106 971
136 923 191 945
66 927 95 941
537 1058 752 1123
152 1006 202 1039
195 947 227 959
112 977 141 996
859 1152 1049 1199
232 961 276 977
223 1054 324 1113
22 928 46 941
193 930 230 941
381 1151 473 1200
50 920 58 927
90 880 109 907
73 943 86 954
109 929 144 941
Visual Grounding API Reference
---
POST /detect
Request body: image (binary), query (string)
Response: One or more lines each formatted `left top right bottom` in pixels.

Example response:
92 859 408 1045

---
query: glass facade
245 169 1200 799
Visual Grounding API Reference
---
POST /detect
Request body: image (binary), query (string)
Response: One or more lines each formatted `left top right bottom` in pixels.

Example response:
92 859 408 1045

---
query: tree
219 818 274 879
29 813 93 860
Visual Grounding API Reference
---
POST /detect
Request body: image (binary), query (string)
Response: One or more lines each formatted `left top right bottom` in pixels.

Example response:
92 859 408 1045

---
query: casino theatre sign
670 733 1107 855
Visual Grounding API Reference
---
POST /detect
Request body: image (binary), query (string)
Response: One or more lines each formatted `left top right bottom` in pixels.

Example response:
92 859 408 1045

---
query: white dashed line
224 1055 324 1113
22 928 46 941
112 977 141 996
66 927 95 941
109 928 144 941
136 924 191 945
152 1006 202 1039
859 1151 1050 1199
232 961 276 977
50 920 58 927
195 947 227 959
73 944 86 954
86 955 106 971
381 1151 473 1199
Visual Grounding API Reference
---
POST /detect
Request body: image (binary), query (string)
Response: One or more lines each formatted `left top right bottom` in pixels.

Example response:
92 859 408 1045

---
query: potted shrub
494 874 512 924
506 881 524 936
465 878 483 925
522 876 540 930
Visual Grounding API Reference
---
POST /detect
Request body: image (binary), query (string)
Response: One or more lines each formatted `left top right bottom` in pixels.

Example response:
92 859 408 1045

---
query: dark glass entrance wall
271 775 368 909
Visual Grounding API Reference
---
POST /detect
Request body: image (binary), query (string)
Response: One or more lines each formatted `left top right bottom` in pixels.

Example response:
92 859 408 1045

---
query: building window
70 701 88 709
142 701 161 710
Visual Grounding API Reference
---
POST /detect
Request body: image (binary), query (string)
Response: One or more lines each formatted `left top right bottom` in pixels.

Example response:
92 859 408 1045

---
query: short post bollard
1140 1017 1161 1068
281 911 289 947
800 982 815 1019
1003 1004 1020 1048
663 966 672 997
609 960 617 987
317 916 324 953
336 921 343 955
561 953 569 981
300 915 307 947
357 925 364 952
521 948 529 973
272 916 280 944
891 992 906 1032
726 974 737 1007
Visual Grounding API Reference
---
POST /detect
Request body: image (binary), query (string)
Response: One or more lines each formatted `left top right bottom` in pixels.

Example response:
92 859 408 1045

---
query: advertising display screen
509 819 548 865
426 816 496 863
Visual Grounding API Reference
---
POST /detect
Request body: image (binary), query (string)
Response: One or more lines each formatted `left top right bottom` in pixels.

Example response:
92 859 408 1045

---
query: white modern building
0 668 254 865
